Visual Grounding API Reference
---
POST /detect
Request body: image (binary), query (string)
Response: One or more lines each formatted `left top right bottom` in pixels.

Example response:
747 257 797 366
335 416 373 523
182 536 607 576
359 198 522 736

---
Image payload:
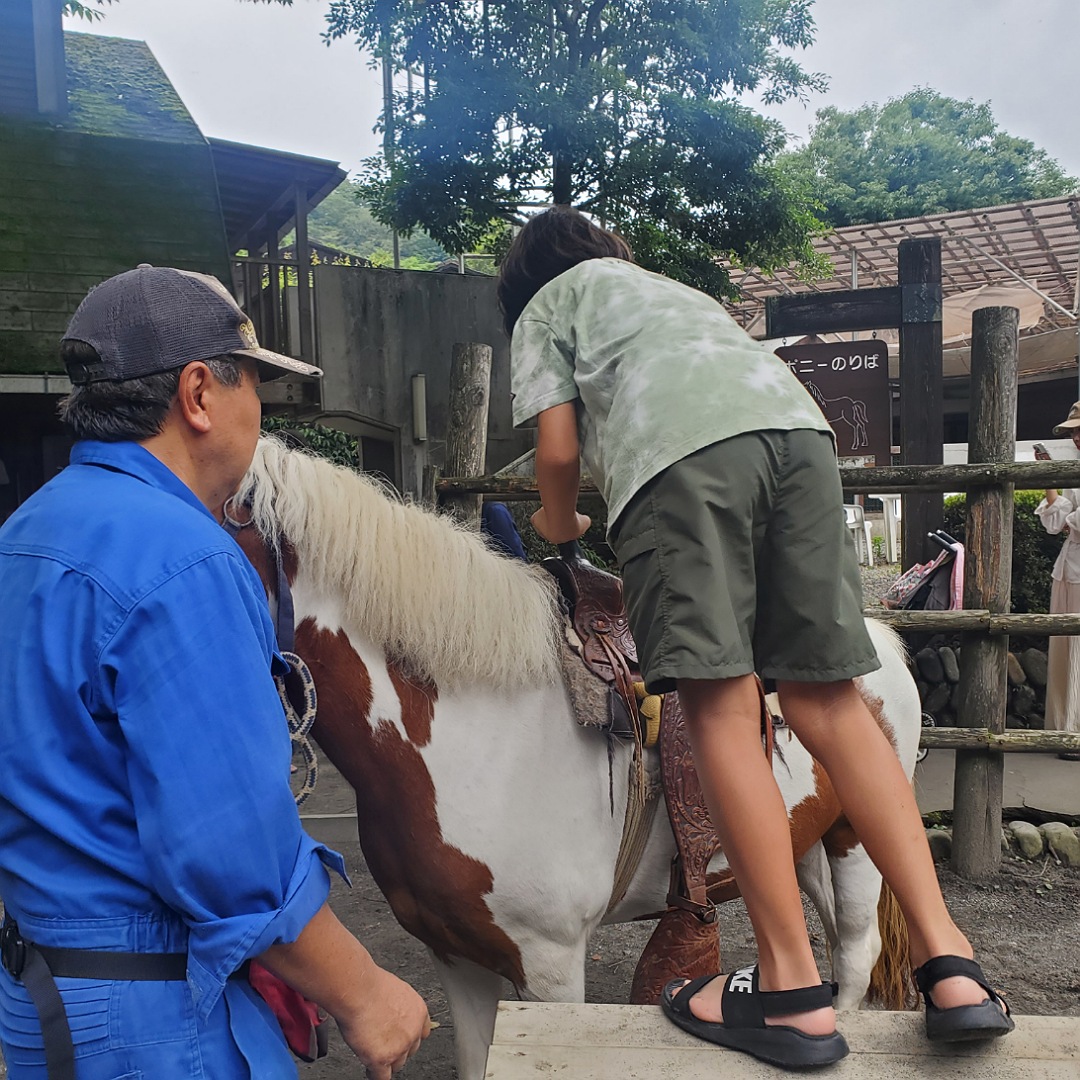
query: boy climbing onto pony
498 207 1013 1070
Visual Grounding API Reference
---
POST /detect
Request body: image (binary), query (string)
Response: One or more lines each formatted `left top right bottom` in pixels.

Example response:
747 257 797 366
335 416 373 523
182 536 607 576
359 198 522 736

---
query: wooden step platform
486 1002 1079 1079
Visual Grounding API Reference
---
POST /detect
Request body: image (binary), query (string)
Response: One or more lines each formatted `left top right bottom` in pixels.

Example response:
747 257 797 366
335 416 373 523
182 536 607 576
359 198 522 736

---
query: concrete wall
314 264 533 495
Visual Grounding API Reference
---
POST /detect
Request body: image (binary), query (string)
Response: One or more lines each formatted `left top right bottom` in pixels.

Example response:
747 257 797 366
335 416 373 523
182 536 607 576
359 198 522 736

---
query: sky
64 0 1080 181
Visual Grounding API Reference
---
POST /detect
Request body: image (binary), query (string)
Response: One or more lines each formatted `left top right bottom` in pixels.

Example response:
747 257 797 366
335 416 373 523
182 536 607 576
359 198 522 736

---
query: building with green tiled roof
0 0 344 514
0 31 232 376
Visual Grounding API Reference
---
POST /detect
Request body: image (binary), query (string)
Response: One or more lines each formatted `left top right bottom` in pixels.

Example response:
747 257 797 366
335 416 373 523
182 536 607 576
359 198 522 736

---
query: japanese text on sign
782 352 881 377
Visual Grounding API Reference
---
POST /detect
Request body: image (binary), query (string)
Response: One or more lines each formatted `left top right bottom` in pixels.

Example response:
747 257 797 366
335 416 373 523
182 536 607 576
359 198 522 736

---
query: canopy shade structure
208 139 346 253
728 195 1080 381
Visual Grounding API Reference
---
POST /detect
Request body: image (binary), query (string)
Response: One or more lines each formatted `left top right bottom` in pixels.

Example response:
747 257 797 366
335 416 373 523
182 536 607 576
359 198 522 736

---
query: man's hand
336 967 431 1080
258 902 431 1079
531 507 591 544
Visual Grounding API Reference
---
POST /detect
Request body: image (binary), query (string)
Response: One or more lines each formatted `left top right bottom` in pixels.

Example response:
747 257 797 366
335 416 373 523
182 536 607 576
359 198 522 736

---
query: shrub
942 490 1061 614
260 415 359 470
506 502 616 569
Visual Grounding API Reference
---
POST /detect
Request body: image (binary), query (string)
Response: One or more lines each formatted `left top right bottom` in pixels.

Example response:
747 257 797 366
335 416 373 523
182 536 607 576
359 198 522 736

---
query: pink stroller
880 530 964 613
880 530 965 761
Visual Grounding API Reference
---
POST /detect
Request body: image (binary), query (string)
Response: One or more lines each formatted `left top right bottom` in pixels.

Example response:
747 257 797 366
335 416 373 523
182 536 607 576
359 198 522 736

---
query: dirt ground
300 768 1080 1080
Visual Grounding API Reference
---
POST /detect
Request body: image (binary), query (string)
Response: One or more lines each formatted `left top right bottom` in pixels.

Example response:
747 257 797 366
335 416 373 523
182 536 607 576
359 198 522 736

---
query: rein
222 497 319 806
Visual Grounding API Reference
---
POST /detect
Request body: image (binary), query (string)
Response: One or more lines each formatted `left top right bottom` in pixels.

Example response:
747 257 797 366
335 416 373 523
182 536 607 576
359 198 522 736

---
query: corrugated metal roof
727 195 1080 342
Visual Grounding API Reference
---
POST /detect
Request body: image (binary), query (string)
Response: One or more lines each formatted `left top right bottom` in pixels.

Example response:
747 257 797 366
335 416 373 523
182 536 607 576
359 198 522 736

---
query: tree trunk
442 343 493 528
552 153 573 206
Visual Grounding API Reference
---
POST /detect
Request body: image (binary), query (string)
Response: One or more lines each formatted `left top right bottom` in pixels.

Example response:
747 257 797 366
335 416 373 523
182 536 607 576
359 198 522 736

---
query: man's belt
0 918 249 1080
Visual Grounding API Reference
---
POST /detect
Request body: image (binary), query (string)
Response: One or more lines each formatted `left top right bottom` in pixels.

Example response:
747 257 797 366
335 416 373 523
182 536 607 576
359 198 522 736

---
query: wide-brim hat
62 265 322 385
1052 401 1080 435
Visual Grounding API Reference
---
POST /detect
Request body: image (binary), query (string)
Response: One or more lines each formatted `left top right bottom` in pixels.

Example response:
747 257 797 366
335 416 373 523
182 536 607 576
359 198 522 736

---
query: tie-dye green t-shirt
510 258 832 527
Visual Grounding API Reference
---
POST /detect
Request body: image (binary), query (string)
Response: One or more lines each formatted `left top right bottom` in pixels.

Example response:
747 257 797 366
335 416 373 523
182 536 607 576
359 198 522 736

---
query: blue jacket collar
70 441 215 522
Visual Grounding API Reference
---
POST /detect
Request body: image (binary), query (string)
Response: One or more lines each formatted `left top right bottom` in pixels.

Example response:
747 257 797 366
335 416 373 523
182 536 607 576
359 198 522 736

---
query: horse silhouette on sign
806 380 870 451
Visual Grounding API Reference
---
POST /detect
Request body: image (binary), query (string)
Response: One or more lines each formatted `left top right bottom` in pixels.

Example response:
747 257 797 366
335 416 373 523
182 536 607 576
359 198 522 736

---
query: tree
781 89 1078 227
255 0 830 297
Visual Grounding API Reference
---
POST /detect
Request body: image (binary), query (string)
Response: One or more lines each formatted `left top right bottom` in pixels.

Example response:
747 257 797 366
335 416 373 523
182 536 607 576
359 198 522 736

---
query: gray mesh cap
61 265 322 384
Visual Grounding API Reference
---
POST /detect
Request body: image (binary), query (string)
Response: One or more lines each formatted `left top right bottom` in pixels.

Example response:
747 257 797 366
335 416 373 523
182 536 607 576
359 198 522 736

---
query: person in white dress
1034 401 1080 757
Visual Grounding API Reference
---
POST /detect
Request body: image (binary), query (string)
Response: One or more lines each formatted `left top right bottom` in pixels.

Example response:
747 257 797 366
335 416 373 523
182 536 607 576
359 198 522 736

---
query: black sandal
914 956 1015 1042
660 965 849 1070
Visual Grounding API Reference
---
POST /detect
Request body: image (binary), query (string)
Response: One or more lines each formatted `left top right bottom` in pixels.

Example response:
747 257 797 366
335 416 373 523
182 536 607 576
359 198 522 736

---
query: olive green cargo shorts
609 429 880 694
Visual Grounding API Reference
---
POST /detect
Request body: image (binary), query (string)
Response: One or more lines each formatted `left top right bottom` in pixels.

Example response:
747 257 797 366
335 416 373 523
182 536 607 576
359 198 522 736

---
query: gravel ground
861 561 902 607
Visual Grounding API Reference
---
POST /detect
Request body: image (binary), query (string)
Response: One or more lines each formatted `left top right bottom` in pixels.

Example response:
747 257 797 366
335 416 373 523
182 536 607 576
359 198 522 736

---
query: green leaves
781 89 1079 228
261 415 360 469
326 0 828 292
62 0 115 21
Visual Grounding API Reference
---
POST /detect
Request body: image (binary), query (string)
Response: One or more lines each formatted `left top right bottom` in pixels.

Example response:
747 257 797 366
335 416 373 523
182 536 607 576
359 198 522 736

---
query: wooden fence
433 309 1079 880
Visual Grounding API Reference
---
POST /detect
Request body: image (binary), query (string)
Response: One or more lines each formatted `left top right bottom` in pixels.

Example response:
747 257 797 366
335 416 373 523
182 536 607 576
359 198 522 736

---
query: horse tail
853 400 868 425
866 882 916 1009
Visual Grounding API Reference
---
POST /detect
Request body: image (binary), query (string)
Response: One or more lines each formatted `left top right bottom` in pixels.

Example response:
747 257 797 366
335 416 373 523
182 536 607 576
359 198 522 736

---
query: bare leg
676 674 834 1035
778 678 994 1012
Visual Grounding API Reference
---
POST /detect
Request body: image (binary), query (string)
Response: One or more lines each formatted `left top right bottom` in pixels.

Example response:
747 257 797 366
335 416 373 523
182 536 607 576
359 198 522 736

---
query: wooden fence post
898 237 944 569
951 306 1019 880
442 343 493 527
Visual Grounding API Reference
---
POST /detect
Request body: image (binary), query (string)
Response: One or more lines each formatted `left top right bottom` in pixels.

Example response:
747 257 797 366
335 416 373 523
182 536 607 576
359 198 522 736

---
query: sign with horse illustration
775 340 891 466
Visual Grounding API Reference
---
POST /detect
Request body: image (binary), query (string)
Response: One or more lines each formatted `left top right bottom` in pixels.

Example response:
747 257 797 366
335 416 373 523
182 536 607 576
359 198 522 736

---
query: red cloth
248 960 330 1062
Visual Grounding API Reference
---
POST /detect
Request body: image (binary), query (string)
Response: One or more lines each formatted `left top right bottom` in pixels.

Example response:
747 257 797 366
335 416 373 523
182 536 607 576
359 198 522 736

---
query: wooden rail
918 728 1080 753
865 609 1080 635
436 459 1080 499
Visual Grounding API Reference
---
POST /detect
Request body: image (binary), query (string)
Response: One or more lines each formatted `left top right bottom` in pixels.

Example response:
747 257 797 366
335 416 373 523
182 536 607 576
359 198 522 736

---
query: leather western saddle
542 542 774 1005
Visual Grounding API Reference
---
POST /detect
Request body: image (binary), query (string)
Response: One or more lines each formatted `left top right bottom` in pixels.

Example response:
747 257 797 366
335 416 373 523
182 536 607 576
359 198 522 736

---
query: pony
805 380 870 452
231 437 922 1080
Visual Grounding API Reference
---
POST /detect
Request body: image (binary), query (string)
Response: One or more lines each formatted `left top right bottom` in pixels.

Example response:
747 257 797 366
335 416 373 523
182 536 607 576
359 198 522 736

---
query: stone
926 828 952 863
1006 652 1026 686
1040 822 1080 867
950 681 962 711
1027 712 1045 731
915 647 945 685
1019 648 1048 688
1009 820 1044 859
938 646 960 683
1011 684 1038 719
923 683 951 715
1001 828 1012 855
1005 714 1026 729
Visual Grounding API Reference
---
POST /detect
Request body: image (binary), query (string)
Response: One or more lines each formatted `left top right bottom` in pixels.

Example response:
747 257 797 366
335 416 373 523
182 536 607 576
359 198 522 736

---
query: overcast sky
65 0 1080 180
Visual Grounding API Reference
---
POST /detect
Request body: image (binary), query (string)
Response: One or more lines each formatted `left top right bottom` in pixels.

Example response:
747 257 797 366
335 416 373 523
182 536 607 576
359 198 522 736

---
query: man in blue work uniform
0 267 431 1079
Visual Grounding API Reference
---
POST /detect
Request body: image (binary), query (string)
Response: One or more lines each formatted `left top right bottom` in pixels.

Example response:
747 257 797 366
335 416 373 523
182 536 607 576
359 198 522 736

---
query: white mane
236 437 562 690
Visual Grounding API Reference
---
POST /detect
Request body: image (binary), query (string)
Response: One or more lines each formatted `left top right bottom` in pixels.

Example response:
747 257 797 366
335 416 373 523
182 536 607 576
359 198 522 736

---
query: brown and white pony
232 438 922 1080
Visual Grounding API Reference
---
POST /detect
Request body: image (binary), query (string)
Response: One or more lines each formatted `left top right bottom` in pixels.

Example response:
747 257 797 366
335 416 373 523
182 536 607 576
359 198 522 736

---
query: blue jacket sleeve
98 550 346 1020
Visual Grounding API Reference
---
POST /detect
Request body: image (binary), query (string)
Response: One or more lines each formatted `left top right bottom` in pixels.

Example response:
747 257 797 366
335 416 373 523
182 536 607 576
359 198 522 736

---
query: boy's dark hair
58 340 242 442
496 207 633 336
